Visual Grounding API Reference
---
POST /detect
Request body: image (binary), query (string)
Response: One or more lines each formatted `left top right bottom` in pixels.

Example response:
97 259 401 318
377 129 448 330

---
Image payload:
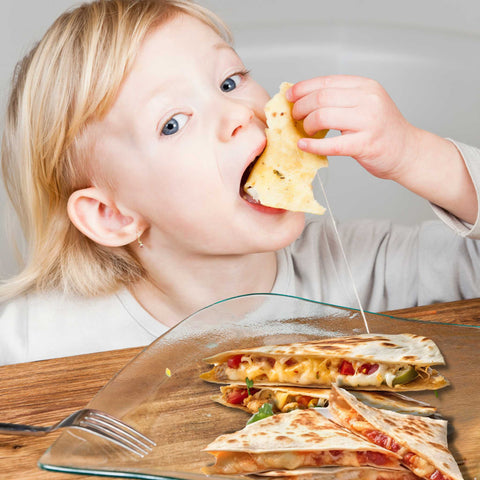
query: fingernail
298 139 307 149
285 88 293 102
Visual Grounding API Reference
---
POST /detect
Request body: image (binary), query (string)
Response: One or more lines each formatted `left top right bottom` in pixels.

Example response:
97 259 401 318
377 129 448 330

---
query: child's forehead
124 14 240 92
141 13 232 59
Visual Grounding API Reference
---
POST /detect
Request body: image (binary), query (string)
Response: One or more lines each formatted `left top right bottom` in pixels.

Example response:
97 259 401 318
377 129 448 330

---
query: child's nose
218 100 254 142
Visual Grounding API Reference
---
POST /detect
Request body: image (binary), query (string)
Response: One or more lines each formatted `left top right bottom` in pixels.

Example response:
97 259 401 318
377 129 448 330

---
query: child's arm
286 75 478 225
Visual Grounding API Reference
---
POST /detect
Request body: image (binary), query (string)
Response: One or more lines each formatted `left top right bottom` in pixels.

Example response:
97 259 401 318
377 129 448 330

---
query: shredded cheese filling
219 355 418 388
235 389 327 413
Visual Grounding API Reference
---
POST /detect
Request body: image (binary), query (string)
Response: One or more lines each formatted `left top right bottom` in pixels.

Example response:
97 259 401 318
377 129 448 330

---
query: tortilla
200 333 448 391
328 385 463 480
243 82 328 214
253 466 420 480
349 391 437 416
215 384 437 416
202 408 403 475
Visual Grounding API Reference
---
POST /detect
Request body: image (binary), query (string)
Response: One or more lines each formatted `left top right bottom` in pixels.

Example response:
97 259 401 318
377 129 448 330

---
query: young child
0 0 479 365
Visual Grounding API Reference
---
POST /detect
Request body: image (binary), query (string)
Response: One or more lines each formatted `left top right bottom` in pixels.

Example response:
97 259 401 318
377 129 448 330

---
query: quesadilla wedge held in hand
215 384 437 416
202 408 403 475
242 82 328 214
200 334 448 391
328 385 463 480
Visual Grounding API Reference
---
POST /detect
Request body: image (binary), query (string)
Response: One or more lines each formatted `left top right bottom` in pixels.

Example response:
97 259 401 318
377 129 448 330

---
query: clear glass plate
38 293 480 480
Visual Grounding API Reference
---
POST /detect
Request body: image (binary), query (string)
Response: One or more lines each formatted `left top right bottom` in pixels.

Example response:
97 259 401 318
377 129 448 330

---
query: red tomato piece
227 354 243 369
364 430 401 453
226 388 249 405
339 360 355 375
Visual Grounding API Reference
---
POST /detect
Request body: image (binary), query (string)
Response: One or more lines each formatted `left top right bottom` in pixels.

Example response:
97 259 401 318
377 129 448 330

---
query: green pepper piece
247 403 274 425
392 366 418 386
245 377 254 396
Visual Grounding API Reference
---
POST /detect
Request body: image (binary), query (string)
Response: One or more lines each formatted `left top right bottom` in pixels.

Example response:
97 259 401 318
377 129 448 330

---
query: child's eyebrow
214 43 237 55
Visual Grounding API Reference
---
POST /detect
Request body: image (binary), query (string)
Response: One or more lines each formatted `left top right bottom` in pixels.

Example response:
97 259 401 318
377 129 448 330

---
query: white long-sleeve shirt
1 140 479 365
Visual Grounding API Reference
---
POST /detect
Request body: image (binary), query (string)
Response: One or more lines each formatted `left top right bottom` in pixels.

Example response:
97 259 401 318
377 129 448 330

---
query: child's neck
128 250 277 328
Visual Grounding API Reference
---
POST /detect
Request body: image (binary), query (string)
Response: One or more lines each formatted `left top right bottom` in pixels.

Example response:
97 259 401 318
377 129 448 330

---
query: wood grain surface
0 298 478 480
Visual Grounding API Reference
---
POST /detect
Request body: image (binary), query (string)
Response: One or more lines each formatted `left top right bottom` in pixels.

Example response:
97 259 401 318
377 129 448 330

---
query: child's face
94 14 305 256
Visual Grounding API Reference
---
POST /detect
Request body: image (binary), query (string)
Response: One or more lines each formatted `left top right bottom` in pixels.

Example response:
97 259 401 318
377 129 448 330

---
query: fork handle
0 423 48 436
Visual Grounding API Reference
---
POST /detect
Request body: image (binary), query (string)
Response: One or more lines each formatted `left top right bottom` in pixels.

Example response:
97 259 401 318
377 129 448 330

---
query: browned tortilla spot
428 442 451 453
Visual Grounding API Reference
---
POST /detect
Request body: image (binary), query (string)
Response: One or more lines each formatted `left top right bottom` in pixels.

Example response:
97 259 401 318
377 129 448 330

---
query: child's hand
286 75 417 181
287 75 477 224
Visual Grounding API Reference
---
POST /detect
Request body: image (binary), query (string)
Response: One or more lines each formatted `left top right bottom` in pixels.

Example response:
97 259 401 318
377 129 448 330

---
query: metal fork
0 408 156 457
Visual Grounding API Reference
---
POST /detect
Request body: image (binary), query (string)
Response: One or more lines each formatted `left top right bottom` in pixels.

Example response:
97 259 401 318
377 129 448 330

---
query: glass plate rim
188 292 480 329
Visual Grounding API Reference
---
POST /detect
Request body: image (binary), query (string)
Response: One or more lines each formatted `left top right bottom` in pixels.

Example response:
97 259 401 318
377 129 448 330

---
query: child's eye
220 74 243 92
161 113 189 136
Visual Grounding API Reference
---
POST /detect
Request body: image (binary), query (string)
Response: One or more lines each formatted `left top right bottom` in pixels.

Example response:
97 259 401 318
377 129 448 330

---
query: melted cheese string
315 174 370 333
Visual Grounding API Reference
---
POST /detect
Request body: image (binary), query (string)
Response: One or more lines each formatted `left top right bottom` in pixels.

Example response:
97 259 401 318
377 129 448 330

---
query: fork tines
79 410 156 457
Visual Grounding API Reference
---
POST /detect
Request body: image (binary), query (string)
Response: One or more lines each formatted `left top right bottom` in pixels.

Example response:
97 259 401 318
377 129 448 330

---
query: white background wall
1 0 480 277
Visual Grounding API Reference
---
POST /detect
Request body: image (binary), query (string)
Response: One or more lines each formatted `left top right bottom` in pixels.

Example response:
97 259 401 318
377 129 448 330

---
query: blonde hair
0 0 231 300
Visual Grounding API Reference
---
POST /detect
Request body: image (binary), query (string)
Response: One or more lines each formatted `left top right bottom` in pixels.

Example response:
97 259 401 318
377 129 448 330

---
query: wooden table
0 298 479 480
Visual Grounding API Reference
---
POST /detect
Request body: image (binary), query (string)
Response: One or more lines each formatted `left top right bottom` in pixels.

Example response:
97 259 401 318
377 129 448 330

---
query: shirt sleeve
290 218 480 312
343 219 480 310
430 139 480 239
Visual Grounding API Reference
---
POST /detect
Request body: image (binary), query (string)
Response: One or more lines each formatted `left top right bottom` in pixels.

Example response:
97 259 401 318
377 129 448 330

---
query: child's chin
264 212 306 249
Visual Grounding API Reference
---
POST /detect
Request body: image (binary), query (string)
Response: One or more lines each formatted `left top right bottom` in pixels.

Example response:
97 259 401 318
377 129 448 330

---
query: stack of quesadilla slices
200 333 463 480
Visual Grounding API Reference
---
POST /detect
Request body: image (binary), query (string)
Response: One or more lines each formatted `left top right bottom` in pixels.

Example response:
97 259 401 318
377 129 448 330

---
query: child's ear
67 187 146 247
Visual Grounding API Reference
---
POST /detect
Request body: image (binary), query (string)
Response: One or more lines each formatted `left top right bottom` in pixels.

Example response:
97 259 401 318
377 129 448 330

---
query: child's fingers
291 88 358 120
302 107 363 137
298 133 361 158
287 75 369 102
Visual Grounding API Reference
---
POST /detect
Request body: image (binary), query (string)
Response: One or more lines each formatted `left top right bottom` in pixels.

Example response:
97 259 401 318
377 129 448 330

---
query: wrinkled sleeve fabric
431 140 480 238
286 218 480 312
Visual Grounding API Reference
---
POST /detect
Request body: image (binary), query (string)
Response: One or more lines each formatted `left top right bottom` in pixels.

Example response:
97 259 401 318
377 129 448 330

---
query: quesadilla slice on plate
200 333 448 391
214 385 330 413
328 385 463 480
253 466 420 480
215 384 437 416
202 408 403 475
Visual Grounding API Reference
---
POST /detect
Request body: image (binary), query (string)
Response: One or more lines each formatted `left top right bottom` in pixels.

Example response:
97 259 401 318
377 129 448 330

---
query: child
0 0 479 365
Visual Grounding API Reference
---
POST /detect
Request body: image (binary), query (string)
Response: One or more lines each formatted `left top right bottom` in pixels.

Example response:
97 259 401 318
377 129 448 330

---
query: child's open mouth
239 159 260 204
239 154 287 214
